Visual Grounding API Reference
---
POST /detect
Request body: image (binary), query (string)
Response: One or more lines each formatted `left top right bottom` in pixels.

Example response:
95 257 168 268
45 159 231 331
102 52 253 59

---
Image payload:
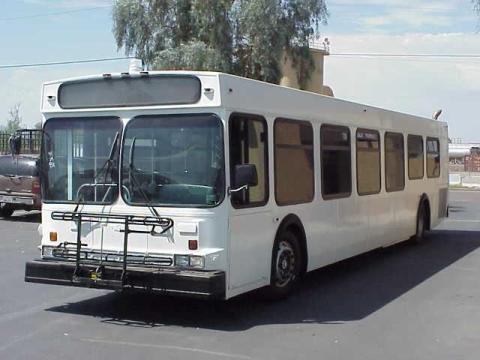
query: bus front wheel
413 202 428 243
267 230 303 299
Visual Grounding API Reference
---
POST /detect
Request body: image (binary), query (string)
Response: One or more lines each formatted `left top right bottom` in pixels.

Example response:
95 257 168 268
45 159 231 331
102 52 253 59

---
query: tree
3 103 22 134
473 0 480 16
112 0 328 88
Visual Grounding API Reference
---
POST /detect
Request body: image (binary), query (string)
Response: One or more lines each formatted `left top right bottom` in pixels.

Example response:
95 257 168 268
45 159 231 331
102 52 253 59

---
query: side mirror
234 164 258 189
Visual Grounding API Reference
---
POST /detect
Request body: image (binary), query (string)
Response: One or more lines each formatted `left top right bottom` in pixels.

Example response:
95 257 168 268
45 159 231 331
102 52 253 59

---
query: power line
329 3 456 12
0 5 112 22
2 53 479 70
0 57 134 70
330 53 480 59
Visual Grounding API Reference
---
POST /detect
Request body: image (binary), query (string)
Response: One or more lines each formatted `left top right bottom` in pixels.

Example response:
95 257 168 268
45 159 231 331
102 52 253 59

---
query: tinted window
122 114 224 207
408 135 424 180
42 117 122 203
385 132 405 192
356 129 380 195
427 137 440 178
275 119 314 205
321 125 351 199
59 75 201 109
229 114 268 208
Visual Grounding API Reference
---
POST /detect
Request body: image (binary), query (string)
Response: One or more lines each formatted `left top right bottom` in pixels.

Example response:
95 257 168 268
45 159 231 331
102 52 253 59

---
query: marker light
49 232 58 242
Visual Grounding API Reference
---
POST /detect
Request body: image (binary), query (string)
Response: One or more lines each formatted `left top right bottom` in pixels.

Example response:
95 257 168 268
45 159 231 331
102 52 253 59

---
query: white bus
25 70 448 300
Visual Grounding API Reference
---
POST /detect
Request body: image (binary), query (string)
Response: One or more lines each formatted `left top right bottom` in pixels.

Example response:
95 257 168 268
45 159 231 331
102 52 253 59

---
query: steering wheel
122 185 131 202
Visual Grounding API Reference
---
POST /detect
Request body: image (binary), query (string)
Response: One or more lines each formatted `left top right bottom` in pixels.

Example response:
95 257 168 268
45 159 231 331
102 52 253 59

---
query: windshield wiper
73 132 119 213
127 137 159 216
126 138 173 235
100 131 120 185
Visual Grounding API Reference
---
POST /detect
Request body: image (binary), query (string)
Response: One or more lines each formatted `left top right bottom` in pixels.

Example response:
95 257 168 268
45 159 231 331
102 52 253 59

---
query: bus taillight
32 180 41 194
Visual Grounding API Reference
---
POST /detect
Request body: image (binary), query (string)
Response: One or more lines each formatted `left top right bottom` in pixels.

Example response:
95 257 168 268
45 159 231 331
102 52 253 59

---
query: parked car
0 154 41 218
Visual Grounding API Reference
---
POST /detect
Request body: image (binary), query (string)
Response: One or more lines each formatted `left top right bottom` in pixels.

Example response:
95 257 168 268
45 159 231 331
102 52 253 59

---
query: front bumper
25 260 226 299
0 193 40 209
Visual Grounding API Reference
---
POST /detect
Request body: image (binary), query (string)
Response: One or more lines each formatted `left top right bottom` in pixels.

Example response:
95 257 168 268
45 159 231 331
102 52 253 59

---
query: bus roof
41 70 446 130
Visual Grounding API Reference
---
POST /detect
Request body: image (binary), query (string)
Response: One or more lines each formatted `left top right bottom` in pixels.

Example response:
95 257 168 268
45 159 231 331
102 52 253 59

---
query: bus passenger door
228 114 273 291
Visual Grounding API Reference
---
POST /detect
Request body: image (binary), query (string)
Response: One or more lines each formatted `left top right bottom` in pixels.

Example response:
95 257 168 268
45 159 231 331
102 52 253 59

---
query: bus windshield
121 114 225 207
42 117 122 203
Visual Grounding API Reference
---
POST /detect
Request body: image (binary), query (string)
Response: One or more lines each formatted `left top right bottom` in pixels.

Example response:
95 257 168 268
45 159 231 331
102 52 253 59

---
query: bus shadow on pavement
47 230 480 330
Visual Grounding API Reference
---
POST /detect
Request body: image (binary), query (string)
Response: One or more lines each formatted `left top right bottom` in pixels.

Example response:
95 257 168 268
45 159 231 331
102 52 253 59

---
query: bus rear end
25 71 229 299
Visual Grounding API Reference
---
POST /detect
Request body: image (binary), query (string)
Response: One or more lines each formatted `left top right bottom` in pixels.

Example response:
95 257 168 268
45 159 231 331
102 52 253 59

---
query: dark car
0 154 41 218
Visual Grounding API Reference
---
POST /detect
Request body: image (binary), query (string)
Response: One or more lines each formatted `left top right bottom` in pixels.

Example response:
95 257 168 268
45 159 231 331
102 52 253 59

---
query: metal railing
0 129 42 155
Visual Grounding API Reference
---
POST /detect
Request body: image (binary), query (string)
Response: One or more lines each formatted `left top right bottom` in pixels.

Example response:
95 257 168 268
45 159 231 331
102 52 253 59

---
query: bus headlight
189 256 205 269
42 246 54 258
174 255 205 269
174 255 189 267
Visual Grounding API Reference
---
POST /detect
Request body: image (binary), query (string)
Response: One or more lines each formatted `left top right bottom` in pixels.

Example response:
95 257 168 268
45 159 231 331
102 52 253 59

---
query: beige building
280 47 334 97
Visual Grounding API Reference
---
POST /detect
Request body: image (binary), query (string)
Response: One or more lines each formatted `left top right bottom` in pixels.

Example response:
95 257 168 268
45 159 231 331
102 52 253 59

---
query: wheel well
275 214 308 276
420 194 431 231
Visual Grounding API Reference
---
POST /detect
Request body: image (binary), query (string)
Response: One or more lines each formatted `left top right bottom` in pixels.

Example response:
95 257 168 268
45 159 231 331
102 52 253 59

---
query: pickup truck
0 154 41 218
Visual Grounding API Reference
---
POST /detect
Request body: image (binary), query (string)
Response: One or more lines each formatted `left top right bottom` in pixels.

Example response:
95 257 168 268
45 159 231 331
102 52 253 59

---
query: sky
0 0 479 140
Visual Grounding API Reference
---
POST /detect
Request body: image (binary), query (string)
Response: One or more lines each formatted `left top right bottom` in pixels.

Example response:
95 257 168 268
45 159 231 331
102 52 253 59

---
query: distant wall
279 48 333 96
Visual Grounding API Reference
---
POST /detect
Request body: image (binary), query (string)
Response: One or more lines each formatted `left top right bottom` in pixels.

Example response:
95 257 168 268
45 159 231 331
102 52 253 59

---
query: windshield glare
42 117 122 203
122 114 225 207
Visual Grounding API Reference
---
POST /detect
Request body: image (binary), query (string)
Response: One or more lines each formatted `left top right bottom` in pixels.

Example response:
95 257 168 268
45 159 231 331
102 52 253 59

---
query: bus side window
274 118 314 205
408 135 424 180
356 129 381 195
229 114 268 208
426 137 440 178
321 124 351 199
385 132 405 192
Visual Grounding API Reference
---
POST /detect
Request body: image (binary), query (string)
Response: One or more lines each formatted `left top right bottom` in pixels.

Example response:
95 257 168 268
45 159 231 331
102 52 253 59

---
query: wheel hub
275 241 296 288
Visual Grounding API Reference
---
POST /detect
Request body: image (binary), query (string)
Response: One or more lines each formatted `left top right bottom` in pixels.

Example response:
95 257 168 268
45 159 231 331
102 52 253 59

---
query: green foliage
234 0 283 83
112 0 328 87
193 0 233 62
154 41 230 71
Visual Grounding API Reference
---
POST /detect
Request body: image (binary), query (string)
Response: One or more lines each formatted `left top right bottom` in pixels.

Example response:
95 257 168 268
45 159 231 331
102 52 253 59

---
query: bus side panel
228 209 274 295
368 193 396 248
301 201 341 272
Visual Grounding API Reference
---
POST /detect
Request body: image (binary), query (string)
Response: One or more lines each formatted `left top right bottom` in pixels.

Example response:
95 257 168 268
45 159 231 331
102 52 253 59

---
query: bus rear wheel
267 230 302 299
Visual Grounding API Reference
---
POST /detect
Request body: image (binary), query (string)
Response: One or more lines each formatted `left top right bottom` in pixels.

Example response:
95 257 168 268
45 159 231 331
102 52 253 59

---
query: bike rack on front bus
50 211 174 289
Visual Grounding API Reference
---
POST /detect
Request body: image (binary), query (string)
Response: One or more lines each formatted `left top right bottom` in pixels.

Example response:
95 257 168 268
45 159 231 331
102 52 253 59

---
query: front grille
50 247 173 267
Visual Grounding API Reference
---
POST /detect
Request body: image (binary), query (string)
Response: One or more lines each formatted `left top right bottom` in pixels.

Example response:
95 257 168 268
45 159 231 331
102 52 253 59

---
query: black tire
0 204 14 218
266 230 303 299
413 202 427 243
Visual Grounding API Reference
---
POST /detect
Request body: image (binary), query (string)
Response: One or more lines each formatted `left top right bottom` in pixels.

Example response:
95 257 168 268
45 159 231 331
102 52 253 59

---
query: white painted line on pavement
82 337 253 360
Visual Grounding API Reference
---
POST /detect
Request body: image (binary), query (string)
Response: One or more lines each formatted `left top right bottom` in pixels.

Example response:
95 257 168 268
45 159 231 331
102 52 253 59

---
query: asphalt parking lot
1 190 479 360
